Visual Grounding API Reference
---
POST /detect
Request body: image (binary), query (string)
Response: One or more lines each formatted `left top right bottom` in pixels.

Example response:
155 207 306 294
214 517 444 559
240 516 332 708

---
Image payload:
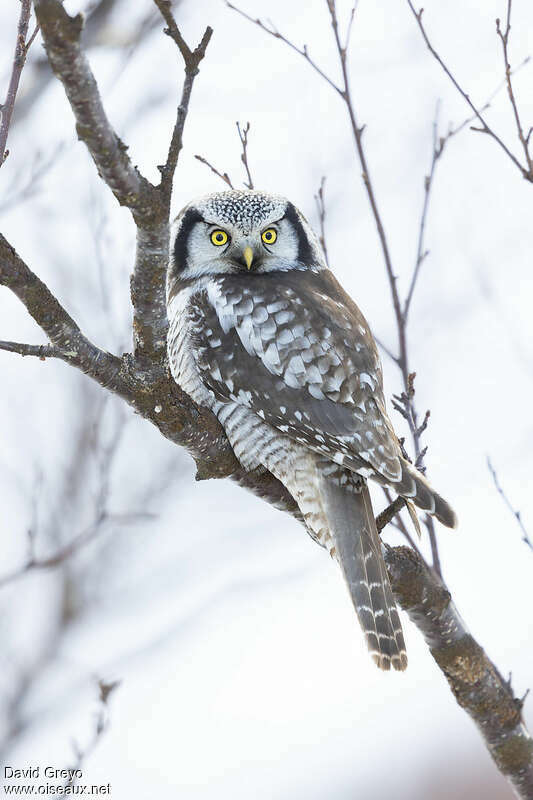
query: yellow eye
261 228 277 245
210 229 229 246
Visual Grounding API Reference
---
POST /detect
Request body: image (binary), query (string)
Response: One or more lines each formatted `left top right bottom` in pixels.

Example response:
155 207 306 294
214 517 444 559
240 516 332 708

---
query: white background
1 0 532 797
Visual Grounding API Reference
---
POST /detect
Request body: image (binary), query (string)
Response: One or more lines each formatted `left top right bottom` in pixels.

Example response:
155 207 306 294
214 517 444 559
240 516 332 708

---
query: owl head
169 190 325 283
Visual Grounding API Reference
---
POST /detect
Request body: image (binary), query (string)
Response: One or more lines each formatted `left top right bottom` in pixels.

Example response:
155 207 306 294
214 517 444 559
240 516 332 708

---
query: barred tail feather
394 458 457 530
321 475 407 671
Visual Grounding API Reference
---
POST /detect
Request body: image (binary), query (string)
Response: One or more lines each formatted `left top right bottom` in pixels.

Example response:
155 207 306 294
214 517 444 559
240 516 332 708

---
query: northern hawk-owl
167 189 457 671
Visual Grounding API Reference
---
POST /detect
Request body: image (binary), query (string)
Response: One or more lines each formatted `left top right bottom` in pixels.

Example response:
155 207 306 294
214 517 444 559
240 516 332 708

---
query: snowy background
1 0 533 797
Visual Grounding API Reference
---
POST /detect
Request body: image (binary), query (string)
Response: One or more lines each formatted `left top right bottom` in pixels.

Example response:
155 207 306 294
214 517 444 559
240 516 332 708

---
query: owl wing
188 269 403 483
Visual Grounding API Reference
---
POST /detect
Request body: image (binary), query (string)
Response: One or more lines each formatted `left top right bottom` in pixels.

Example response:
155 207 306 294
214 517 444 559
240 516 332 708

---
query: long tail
320 472 407 671
392 458 457 529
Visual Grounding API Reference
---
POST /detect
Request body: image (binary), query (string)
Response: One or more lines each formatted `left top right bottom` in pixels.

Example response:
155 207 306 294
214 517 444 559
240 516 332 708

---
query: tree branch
496 0 533 177
154 1 213 203
34 0 148 212
0 0 35 166
236 121 254 189
313 176 329 267
488 458 533 552
4 3 533 793
0 233 123 384
0 340 65 360
406 0 533 183
34 0 211 365
226 2 343 94
386 545 533 798
194 154 234 188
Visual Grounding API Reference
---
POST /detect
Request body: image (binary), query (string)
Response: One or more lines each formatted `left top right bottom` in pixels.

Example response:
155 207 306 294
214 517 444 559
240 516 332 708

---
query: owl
167 190 457 671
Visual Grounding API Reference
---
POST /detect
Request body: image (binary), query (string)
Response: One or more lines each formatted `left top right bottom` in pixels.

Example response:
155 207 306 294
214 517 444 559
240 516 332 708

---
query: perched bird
167 190 457 671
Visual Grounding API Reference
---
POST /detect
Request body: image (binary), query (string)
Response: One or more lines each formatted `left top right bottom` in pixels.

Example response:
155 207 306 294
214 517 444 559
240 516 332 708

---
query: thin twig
373 335 399 364
403 103 445 321
313 176 329 266
0 340 68 360
0 0 34 165
236 121 254 189
379 488 423 556
0 143 64 213
153 0 213 201
66 679 121 788
194 154 234 188
0 407 155 590
495 0 533 176
25 23 41 52
406 0 533 182
344 2 359 52
488 457 533 552
226 2 343 94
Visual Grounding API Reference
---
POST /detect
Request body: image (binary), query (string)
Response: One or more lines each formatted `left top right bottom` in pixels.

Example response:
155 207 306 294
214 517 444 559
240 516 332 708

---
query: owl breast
167 278 291 476
167 281 216 409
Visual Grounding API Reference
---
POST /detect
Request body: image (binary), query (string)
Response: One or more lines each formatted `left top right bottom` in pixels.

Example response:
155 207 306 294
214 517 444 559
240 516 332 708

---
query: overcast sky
1 0 532 797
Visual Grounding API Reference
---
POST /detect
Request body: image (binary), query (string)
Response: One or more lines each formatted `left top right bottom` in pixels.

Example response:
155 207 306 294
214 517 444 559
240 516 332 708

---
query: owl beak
243 246 254 270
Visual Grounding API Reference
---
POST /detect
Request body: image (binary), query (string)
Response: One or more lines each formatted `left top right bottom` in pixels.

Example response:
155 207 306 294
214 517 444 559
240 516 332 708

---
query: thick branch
0 233 122 385
34 0 150 213
34 0 211 366
386 546 533 798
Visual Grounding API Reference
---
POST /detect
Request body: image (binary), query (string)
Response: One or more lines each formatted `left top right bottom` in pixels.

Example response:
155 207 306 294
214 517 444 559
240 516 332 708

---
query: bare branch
226 3 343 94
194 154 234 188
236 121 254 189
0 233 123 383
376 495 406 532
379 487 423 555
0 0 34 165
402 53 531 322
34 0 148 212
0 340 66 360
25 23 41 52
496 1 533 177
344 2 359 52
386 545 533 798
195 121 255 191
406 0 533 182
2 6 533 792
34 0 211 365
153 0 213 202
373 334 399 364
0 512 151 590
0 228 243 484
0 143 64 213
66 679 120 787
313 176 329 266
403 104 444 321
488 458 533 552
